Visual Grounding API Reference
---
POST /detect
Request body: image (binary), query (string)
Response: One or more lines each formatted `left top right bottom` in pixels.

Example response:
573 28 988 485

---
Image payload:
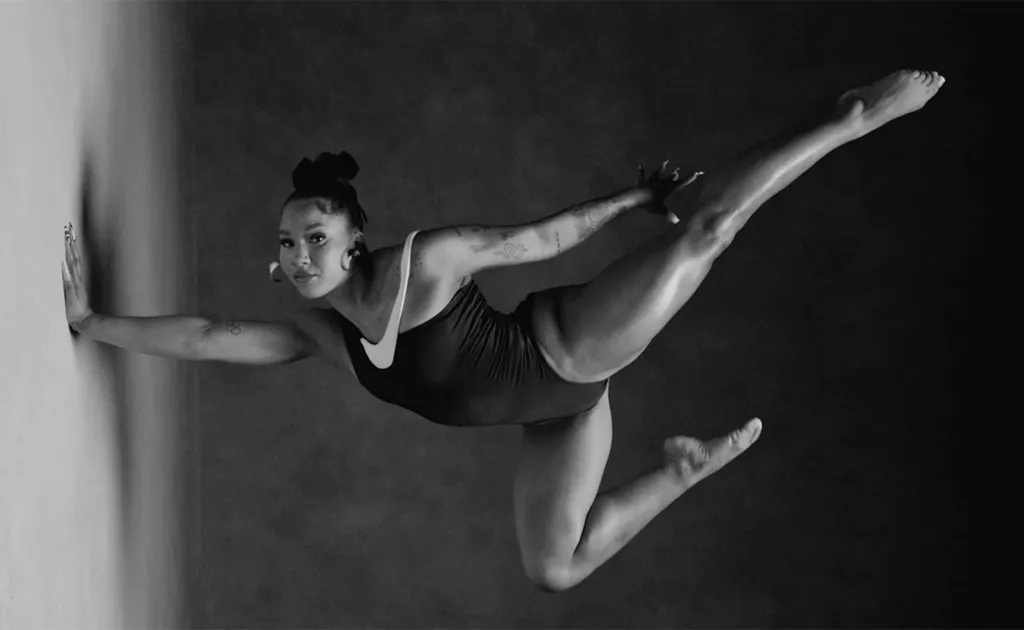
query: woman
62 69 944 592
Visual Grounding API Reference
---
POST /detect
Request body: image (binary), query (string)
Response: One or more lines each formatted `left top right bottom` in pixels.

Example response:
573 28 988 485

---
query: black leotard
336 234 609 427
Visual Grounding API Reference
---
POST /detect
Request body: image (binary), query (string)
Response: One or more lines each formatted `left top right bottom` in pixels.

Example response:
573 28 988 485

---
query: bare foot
663 418 762 488
837 69 946 136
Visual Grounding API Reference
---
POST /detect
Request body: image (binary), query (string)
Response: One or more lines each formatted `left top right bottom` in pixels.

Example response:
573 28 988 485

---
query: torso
293 235 470 376
351 239 470 344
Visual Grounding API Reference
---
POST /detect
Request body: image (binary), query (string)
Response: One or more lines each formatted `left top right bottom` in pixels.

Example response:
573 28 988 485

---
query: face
278 199 360 299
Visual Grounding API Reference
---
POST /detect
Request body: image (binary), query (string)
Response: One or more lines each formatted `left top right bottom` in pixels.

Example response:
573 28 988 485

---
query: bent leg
549 70 946 383
513 384 763 592
514 387 614 591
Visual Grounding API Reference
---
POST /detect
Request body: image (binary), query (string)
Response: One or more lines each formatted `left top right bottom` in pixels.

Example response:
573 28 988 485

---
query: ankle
828 98 868 139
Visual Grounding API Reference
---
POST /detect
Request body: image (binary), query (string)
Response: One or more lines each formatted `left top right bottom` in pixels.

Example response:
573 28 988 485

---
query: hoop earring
268 261 283 283
342 249 361 271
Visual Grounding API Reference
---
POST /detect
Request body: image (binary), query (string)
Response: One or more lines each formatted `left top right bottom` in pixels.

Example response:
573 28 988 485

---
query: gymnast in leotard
62 70 944 592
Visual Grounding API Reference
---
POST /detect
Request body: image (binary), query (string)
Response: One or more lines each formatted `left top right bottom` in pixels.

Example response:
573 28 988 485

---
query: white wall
0 3 187 628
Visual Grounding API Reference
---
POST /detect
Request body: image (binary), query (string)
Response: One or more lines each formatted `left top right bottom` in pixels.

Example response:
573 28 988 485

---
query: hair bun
291 150 360 190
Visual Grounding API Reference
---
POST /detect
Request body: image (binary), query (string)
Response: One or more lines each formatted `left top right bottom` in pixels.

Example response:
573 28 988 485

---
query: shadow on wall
0 4 190 629
77 149 137 544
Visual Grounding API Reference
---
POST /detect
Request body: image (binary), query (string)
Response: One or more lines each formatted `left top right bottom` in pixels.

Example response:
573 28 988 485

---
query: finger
69 237 82 278
68 231 84 278
64 228 75 269
679 170 704 189
61 260 74 303
728 418 763 449
672 167 680 181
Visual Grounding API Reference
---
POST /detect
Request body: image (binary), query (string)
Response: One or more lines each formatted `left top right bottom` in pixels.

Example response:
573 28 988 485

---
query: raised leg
513 383 763 592
549 70 945 383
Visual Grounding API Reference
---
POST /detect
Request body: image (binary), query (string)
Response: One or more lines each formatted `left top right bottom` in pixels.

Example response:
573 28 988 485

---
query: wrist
621 186 655 208
71 310 99 332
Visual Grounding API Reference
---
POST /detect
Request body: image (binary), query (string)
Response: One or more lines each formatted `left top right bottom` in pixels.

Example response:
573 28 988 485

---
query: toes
729 418 763 448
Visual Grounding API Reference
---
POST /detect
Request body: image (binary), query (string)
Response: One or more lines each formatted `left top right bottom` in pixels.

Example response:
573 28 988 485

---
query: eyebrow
278 222 326 235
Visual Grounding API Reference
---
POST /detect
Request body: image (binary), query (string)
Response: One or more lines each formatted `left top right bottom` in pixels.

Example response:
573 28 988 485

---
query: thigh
513 384 612 570
523 283 600 384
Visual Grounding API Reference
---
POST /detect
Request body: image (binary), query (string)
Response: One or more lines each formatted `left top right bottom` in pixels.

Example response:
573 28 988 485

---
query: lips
293 272 317 283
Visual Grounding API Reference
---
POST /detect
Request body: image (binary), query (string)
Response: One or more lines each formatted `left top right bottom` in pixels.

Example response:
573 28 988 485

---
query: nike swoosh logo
360 230 418 369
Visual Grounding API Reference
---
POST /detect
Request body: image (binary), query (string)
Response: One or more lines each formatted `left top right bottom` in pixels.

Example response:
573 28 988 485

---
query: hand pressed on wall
61 221 94 330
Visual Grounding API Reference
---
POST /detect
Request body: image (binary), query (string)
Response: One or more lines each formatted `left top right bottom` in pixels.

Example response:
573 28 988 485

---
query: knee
523 557 575 593
682 220 732 259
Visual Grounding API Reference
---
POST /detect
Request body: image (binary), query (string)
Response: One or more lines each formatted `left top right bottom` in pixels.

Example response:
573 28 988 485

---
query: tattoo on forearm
494 240 528 261
570 201 616 242
226 321 242 335
531 190 638 257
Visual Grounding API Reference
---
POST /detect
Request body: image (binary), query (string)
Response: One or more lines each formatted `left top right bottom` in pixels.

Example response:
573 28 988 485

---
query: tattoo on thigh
226 321 242 335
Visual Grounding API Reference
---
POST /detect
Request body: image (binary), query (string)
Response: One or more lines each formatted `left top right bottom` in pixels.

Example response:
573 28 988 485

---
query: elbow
186 323 212 361
533 224 565 260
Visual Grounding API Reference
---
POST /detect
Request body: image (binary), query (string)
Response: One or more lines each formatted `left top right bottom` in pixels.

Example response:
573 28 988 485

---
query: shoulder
410 228 462 283
369 230 471 303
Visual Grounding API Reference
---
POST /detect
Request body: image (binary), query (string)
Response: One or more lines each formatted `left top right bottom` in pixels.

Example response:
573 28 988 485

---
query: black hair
284 151 370 234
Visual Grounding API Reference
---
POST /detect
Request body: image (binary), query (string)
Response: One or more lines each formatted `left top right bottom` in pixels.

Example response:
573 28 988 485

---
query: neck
324 250 380 318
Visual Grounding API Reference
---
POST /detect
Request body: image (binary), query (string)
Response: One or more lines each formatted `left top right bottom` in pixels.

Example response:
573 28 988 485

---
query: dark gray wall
185 2 989 627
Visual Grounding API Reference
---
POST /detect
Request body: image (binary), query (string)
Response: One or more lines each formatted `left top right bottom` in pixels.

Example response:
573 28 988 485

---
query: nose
292 247 311 268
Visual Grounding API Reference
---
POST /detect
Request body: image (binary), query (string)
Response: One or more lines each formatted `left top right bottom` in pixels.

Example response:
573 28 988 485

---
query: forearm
72 312 211 360
533 187 655 257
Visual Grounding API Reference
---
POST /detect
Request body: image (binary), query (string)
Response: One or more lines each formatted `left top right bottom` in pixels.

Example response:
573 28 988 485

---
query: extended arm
72 314 312 364
532 186 655 259
62 222 311 364
422 163 701 277
536 164 703 256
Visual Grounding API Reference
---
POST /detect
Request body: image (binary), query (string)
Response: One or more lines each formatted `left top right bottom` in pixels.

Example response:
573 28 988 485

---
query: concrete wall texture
1 3 188 629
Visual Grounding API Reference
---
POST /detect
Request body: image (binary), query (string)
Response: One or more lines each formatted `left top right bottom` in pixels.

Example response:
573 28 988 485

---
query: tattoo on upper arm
555 232 561 256
226 321 242 335
494 241 528 262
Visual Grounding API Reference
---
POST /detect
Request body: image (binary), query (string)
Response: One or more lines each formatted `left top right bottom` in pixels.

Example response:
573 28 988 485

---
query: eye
279 238 293 248
309 233 326 244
